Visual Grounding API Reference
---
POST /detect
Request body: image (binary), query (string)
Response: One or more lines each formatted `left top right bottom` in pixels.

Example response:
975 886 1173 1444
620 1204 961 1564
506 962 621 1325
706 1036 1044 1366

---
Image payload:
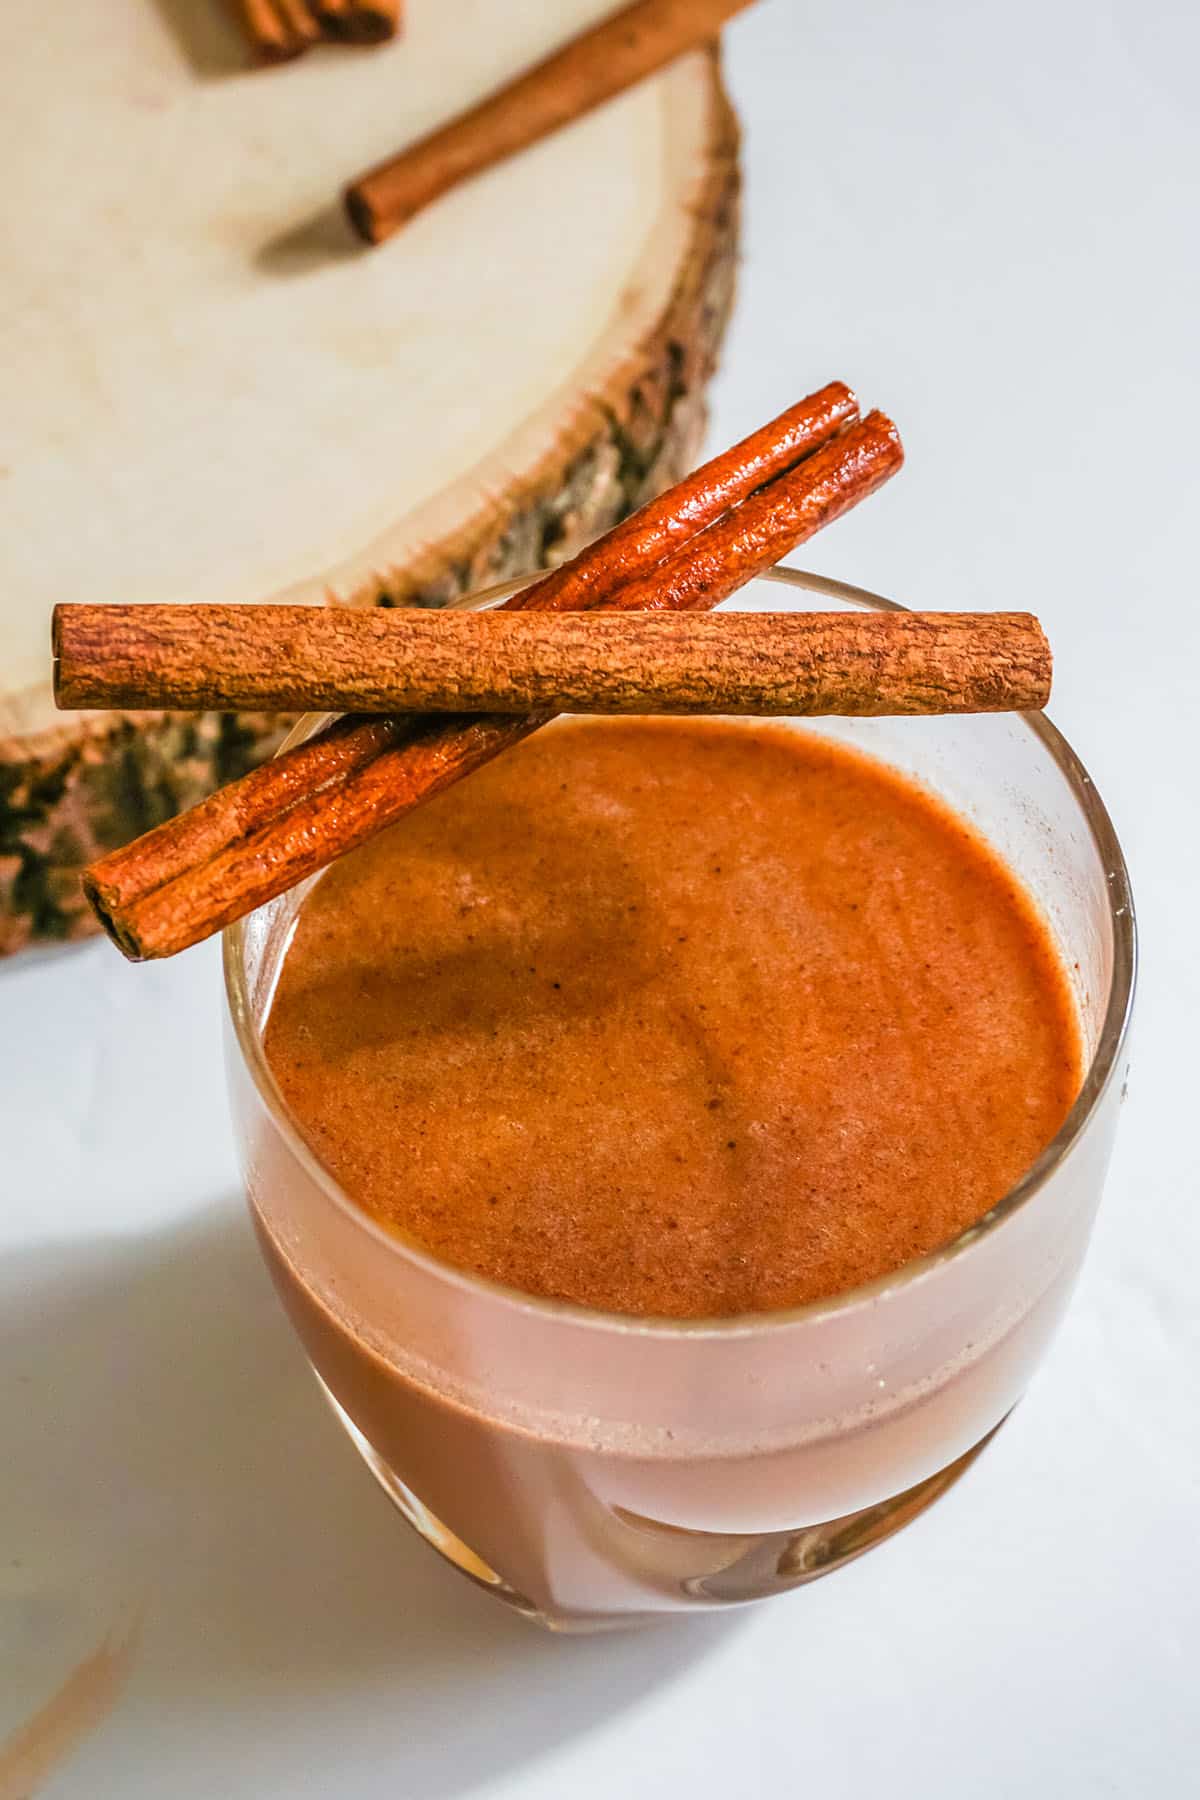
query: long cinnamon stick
345 0 757 244
83 408 902 960
54 608 1050 718
81 383 856 923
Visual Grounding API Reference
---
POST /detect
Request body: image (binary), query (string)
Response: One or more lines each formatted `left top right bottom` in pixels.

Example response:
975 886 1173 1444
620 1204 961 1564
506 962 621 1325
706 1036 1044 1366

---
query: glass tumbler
224 566 1135 1632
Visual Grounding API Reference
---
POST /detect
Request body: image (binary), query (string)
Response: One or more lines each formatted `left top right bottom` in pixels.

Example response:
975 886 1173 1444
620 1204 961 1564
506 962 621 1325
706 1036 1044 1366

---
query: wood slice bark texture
0 2 740 951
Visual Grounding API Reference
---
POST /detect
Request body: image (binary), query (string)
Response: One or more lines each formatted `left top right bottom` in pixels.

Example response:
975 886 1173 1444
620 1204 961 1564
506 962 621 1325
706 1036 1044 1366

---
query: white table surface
4 2 1198 1794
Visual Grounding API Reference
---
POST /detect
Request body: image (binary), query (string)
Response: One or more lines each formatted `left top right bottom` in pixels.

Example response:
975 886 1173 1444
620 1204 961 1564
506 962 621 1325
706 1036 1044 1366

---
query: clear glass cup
223 566 1135 1632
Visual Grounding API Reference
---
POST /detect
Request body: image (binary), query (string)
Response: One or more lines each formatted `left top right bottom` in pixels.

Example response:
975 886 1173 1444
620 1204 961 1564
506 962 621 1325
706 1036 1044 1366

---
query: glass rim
223 563 1137 1341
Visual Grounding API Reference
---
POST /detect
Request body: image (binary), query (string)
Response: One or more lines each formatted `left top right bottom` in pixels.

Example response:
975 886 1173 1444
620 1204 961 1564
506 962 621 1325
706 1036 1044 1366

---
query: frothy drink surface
264 719 1081 1317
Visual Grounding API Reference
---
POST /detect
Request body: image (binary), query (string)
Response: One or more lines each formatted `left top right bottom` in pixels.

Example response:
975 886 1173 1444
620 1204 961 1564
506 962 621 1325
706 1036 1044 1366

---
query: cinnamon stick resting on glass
346 0 756 243
55 607 1051 720
79 387 900 961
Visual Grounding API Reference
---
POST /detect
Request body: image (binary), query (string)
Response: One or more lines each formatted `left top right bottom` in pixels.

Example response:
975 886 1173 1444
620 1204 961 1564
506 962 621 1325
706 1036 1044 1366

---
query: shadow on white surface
0 939 95 981
1 1204 734 1797
147 0 247 80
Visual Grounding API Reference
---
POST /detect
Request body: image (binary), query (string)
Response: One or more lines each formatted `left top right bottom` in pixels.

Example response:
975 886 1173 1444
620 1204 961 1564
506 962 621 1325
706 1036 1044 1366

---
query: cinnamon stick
311 0 401 42
276 0 322 47
234 0 397 60
81 383 856 926
506 384 859 617
235 0 317 61
83 405 902 960
55 606 1050 718
345 0 757 244
348 0 401 41
309 0 352 36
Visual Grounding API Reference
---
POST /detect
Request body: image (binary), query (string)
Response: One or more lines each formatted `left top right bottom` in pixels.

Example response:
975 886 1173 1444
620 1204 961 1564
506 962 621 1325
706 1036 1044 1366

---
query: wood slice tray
0 0 739 950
